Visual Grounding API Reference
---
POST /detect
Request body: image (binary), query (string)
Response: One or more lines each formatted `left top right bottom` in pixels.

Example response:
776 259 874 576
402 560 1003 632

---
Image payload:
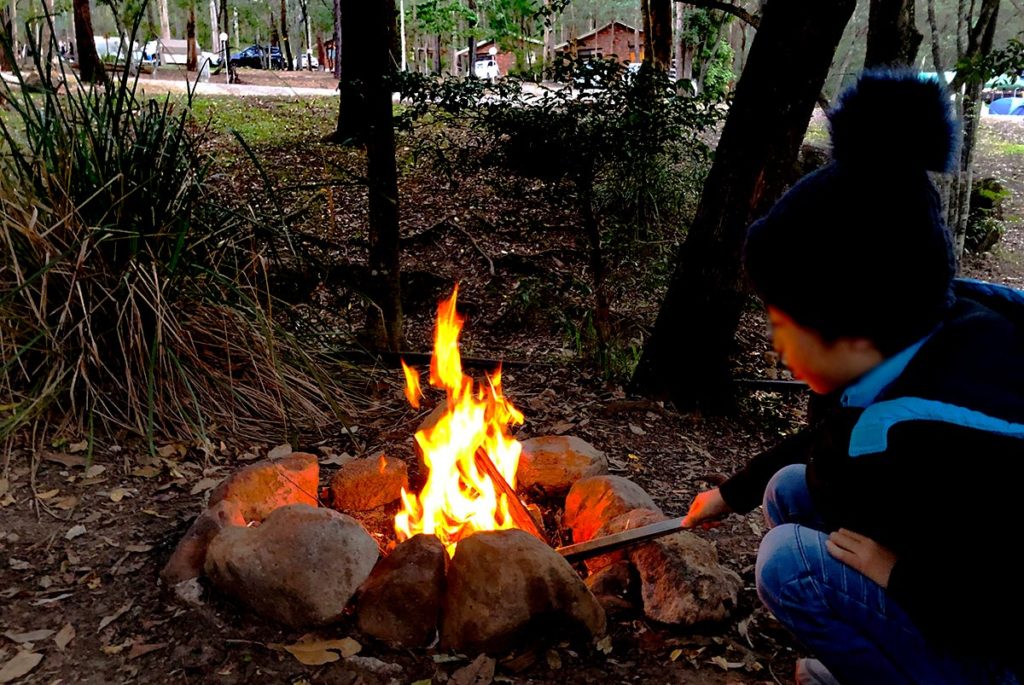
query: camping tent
989 97 1024 115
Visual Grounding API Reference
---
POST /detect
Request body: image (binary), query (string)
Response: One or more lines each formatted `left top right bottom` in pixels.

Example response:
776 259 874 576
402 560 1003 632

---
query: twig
473 448 546 543
452 224 495 276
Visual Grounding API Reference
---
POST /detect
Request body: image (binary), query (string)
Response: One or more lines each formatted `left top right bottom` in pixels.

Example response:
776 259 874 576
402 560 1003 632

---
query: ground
2 73 1023 684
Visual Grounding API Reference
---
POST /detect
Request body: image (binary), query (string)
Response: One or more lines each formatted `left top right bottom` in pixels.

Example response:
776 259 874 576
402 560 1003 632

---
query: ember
394 286 526 555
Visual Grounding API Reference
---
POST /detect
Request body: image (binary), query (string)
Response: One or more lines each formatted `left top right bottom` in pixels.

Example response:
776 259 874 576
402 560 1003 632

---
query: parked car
229 45 284 69
474 57 499 80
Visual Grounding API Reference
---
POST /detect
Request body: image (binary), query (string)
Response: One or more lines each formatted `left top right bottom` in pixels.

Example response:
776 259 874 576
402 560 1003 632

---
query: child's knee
762 464 809 525
756 523 809 608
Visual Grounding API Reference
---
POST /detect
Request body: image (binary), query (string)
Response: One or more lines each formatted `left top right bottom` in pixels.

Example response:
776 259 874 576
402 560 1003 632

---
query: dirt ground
1 102 1022 685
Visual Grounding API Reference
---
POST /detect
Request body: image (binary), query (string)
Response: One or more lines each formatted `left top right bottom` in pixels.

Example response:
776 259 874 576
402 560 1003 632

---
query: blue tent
989 97 1024 115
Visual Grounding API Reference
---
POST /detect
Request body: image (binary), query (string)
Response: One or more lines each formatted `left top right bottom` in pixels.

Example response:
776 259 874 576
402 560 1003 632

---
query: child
682 70 1024 685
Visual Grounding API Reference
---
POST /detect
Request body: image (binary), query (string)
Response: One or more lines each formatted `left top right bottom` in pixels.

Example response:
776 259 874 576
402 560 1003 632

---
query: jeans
756 464 1018 685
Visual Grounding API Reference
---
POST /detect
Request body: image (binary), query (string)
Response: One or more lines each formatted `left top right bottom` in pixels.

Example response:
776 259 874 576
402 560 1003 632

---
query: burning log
473 448 546 544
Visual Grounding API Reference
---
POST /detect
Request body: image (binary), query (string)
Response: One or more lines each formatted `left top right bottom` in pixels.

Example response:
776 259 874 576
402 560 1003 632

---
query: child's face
767 306 882 394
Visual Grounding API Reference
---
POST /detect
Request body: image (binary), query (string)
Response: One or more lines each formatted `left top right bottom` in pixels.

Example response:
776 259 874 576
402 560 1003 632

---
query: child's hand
681 488 732 528
826 528 898 588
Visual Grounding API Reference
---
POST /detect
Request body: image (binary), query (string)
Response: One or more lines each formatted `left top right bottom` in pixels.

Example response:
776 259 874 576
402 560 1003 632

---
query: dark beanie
743 70 960 354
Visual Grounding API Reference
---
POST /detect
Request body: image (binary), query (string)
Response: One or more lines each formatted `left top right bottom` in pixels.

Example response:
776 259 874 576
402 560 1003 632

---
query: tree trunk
332 0 341 77
334 0 368 142
578 165 610 367
543 0 553 65
280 0 293 69
649 0 672 70
362 0 403 351
467 0 477 77
864 0 922 68
187 6 197 70
926 0 946 76
433 33 441 73
209 0 219 53
74 0 104 81
674 1 685 81
159 0 171 39
630 0 855 411
0 6 12 71
640 0 653 64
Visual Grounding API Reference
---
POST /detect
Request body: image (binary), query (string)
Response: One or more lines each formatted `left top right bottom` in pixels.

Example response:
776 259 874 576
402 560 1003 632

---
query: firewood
473 448 547 544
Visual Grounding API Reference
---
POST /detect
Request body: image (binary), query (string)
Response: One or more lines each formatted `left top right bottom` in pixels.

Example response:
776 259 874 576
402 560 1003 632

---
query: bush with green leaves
0 43 358 449
965 176 1009 253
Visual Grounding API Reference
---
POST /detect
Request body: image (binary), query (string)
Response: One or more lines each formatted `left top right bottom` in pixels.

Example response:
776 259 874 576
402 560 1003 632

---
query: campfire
395 286 537 555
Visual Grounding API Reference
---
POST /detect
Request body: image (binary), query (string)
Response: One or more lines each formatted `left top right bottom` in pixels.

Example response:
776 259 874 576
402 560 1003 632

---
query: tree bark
187 6 197 70
334 0 368 142
630 0 855 411
864 0 922 68
363 0 403 351
674 1 685 82
280 0 293 69
649 0 673 70
926 0 946 76
0 6 12 71
467 0 477 77
640 0 653 63
73 0 104 80
159 0 170 39
332 0 341 77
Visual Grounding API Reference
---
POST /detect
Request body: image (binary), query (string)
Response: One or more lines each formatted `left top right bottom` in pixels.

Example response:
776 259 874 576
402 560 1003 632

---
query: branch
680 0 761 29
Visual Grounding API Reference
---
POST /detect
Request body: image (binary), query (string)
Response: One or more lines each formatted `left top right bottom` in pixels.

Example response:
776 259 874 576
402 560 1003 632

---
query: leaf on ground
0 651 43 683
595 635 613 655
668 648 682 662
55 496 79 510
36 489 59 500
98 600 133 630
628 424 647 436
128 642 168 660
65 525 86 540
545 650 562 670
451 654 496 685
54 624 75 651
157 444 185 459
736 616 754 649
125 544 153 553
0 494 14 507
8 559 31 571
132 466 161 479
68 440 88 454
3 629 55 644
319 452 352 466
268 443 293 460
190 478 221 495
109 488 127 503
43 453 86 468
271 637 362 665
708 655 743 671
0 478 8 496
549 421 574 434
84 465 106 478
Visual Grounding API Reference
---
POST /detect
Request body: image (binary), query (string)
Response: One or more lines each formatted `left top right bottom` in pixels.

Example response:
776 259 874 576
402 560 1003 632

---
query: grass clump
0 35 362 450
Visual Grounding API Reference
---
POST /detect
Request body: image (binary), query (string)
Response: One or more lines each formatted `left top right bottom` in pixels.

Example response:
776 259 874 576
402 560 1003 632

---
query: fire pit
161 287 742 660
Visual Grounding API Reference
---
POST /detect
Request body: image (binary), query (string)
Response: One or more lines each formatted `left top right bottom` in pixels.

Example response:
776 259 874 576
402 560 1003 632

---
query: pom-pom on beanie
743 69 960 354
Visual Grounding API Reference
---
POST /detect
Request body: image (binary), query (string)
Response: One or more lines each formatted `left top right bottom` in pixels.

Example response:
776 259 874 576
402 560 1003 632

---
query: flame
395 285 525 555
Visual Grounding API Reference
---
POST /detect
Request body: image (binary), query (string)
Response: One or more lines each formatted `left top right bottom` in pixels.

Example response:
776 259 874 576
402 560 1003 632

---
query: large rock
208 452 318 522
331 455 409 512
204 504 379 628
517 436 608 496
441 529 605 654
563 476 661 544
355 534 447 647
630 530 741 626
585 561 638 616
161 499 246 585
585 508 666 573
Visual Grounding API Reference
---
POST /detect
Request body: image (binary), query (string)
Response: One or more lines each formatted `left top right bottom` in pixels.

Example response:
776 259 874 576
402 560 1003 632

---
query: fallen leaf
30 593 72 606
68 440 88 453
669 648 682 662
190 478 221 495
3 629 55 644
549 421 574 434
628 424 647 436
8 559 30 571
268 443 293 460
595 635 613 655
450 654 496 685
101 643 126 655
271 637 361 665
98 600 133 630
0 478 8 496
736 616 754 649
432 654 464 664
54 624 75 651
0 651 43 683
125 544 153 553
0 494 14 507
65 525 86 540
319 452 352 466
55 496 79 510
140 509 168 518
108 488 127 503
131 466 160 479
238 452 260 461
157 444 184 459
545 650 562 670
43 453 86 468
36 489 59 500
411 681 432 685
84 465 106 478
128 642 168 660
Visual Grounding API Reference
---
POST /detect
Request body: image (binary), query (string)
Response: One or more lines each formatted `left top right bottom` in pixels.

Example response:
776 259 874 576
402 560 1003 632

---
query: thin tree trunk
864 0 922 68
467 0 476 77
956 0 967 57
159 0 170 39
640 0 653 63
209 0 219 52
674 1 685 81
332 0 340 77
363 0 403 351
543 0 552 65
433 33 441 73
0 6 12 70
74 0 104 80
630 0 856 411
578 167 611 368
649 0 672 69
926 0 946 76
186 5 196 70
280 0 293 69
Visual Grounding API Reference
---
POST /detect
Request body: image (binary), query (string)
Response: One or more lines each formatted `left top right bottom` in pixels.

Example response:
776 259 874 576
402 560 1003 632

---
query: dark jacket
720 280 1024 659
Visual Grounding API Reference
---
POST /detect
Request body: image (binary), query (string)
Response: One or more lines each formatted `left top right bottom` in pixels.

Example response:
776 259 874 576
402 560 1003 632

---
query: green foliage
965 176 1009 253
956 35 1024 85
